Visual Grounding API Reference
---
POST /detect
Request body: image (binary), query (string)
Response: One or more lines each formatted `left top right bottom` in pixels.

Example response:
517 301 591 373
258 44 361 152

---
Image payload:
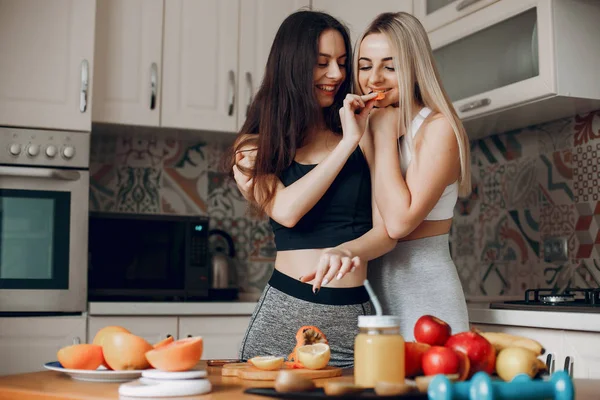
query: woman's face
357 33 399 107
313 29 347 108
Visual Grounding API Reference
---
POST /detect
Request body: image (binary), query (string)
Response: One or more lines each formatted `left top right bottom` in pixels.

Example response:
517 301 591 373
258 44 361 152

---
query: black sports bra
269 147 373 251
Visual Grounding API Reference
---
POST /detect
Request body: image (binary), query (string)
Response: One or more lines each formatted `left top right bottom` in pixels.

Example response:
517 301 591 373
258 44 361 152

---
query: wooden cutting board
221 363 343 381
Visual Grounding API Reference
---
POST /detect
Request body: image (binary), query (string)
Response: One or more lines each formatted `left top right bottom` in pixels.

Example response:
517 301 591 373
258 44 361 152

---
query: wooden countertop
0 362 352 400
0 362 599 400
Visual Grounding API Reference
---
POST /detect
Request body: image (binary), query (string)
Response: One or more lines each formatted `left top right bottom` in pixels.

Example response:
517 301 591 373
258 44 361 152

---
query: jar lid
358 315 400 328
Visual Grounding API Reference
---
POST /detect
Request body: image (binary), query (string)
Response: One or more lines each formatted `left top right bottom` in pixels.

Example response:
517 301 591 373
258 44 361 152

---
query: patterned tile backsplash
90 108 600 299
452 108 600 298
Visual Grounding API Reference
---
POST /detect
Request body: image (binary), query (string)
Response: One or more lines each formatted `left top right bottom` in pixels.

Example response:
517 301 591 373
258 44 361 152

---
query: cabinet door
162 0 239 132
429 0 553 121
0 316 86 375
311 0 413 44
413 0 499 33
179 316 251 359
237 0 310 129
0 0 96 131
92 0 163 126
562 330 600 379
87 316 178 345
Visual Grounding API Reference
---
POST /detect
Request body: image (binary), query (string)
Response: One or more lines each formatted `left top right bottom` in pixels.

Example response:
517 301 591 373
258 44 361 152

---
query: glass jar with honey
354 315 405 388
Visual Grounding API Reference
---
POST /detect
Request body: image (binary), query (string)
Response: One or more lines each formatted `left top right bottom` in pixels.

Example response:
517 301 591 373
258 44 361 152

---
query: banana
479 332 545 356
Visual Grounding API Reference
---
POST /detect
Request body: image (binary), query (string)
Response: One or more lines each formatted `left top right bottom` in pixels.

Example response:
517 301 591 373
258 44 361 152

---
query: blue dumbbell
428 370 574 400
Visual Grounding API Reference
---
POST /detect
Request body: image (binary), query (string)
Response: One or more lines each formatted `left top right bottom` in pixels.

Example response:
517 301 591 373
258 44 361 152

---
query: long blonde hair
354 12 472 197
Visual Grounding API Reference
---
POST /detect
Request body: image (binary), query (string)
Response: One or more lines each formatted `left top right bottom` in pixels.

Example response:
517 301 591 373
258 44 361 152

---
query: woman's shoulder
419 112 458 151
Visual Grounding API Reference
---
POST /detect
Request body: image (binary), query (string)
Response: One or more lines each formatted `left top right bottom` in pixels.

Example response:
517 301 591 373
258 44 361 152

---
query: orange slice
375 91 386 100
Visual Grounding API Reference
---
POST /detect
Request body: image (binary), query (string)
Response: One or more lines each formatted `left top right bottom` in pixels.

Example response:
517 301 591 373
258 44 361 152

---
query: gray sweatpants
238 269 373 368
367 234 470 340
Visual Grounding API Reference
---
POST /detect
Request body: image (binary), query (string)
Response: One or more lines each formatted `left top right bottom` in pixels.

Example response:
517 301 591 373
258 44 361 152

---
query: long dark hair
226 10 353 215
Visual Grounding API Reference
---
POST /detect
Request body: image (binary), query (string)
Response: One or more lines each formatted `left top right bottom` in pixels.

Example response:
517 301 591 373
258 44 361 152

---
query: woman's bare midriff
275 249 368 288
400 219 452 242
273 220 451 287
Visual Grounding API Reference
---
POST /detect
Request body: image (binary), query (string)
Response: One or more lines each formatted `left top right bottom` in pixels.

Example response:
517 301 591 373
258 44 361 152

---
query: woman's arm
371 109 461 239
233 93 378 228
300 130 398 292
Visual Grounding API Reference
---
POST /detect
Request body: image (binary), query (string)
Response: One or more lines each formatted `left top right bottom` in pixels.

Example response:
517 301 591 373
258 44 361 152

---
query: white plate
141 369 207 380
44 362 144 383
119 378 211 397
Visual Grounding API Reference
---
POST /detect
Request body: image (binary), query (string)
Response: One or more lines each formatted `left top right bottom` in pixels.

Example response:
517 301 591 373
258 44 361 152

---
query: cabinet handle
227 70 235 116
458 97 491 113
245 72 253 117
545 353 555 374
72 337 81 345
564 355 573 377
79 60 89 113
150 62 158 110
456 0 483 12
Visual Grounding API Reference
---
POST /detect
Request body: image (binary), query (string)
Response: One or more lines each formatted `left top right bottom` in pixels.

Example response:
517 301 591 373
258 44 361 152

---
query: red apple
414 315 452 346
422 346 460 376
404 342 431 378
455 349 471 381
445 331 496 378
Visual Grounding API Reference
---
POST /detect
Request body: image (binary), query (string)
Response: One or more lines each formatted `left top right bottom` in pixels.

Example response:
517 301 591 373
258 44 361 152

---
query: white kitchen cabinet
472 323 600 380
0 0 96 132
311 0 413 44
237 0 310 129
429 0 600 139
413 0 499 33
561 331 600 380
161 0 239 133
0 316 87 376
87 316 178 346
178 316 251 360
161 0 306 133
92 0 163 126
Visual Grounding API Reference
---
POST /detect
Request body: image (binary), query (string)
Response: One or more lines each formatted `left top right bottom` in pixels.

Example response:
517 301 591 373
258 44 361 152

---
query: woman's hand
232 148 257 202
368 107 401 143
339 93 379 146
300 247 362 293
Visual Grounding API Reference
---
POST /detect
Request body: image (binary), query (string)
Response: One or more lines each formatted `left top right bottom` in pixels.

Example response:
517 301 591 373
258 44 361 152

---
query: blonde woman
355 12 471 339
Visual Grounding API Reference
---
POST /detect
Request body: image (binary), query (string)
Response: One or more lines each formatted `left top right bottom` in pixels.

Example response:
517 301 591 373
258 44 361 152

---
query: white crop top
399 107 458 221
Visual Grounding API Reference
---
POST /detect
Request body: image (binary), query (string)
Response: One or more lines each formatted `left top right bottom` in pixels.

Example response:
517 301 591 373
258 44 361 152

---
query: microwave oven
87 212 210 302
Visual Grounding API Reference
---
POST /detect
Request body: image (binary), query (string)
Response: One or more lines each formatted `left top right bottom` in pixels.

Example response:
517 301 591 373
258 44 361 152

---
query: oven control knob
9 143 21 156
45 145 58 158
27 144 40 157
62 146 75 159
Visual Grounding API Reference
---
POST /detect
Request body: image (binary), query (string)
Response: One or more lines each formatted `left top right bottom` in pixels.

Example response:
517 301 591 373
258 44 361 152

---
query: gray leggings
367 234 470 340
238 269 373 368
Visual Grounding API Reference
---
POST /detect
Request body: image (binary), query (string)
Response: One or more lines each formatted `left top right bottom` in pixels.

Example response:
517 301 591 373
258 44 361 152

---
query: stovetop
490 288 600 313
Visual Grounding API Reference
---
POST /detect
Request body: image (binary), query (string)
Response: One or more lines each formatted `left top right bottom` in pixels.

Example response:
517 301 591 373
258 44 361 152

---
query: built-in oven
0 127 89 313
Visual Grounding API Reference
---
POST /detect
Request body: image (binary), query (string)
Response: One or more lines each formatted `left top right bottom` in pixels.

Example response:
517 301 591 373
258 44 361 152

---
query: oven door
0 166 89 313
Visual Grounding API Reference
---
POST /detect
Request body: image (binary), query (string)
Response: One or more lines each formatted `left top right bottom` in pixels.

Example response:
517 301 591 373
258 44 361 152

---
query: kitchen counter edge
87 301 258 316
467 304 600 332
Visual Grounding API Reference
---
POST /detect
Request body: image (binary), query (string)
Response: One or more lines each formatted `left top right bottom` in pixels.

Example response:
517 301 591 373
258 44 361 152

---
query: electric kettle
207 229 237 290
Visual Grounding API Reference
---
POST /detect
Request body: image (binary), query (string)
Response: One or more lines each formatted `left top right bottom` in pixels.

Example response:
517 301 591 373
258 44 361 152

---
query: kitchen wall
452 108 600 297
89 108 600 298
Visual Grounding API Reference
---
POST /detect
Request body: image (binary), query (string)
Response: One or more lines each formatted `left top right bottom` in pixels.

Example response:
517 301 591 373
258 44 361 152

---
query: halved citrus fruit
145 336 203 372
296 343 330 370
249 356 285 371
